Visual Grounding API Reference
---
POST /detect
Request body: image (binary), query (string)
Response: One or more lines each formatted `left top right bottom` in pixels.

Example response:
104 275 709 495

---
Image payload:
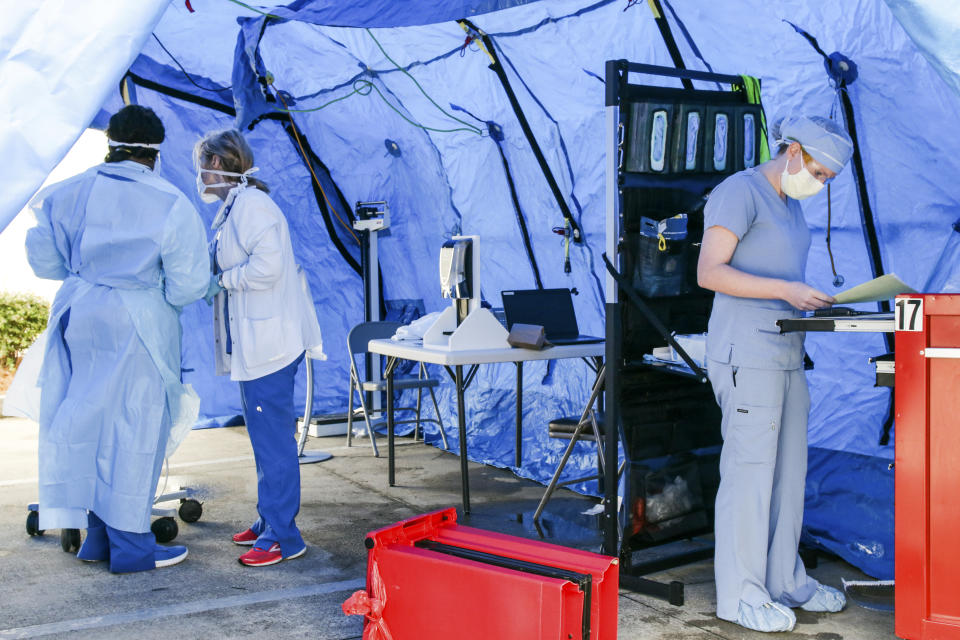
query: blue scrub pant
77 511 155 573
707 361 817 621
239 353 306 557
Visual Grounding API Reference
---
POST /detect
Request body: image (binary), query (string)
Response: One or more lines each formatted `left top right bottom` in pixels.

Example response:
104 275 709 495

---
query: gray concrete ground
0 416 895 639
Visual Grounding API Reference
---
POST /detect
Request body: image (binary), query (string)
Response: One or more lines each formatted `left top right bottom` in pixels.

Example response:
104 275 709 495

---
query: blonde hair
770 117 816 163
194 129 269 193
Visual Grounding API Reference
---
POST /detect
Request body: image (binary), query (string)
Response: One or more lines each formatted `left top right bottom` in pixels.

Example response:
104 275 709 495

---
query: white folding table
367 339 604 513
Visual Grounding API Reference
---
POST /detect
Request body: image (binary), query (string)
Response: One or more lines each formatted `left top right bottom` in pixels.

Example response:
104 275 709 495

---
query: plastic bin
346 508 619 640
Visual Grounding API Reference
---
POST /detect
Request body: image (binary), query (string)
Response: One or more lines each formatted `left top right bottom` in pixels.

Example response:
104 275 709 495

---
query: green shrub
0 293 49 369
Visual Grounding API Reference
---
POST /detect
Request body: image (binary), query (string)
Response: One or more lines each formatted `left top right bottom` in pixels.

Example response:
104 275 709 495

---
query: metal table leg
298 356 333 464
515 361 523 468
455 364 470 513
386 356 398 486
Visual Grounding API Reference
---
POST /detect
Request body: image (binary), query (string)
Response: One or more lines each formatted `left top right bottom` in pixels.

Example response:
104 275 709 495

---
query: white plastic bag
392 311 442 341
2 330 47 420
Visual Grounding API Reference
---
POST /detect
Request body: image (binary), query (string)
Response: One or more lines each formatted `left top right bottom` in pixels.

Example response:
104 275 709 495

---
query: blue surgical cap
773 115 854 174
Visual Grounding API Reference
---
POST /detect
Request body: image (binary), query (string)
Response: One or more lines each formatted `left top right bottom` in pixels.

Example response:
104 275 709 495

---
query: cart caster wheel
60 528 81 553
26 510 44 537
151 517 178 543
178 499 203 523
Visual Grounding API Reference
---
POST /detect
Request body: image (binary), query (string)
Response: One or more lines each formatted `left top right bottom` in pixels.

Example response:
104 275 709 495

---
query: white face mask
780 153 825 200
196 171 222 203
195 166 258 204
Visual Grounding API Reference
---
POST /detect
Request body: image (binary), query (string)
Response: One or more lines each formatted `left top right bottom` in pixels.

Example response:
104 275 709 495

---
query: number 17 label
895 298 923 332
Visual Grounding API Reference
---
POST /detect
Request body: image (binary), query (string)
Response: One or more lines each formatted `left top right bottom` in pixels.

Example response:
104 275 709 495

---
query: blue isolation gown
23 160 209 534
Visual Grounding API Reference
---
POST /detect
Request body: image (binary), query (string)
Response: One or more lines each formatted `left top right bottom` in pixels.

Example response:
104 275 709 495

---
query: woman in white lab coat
195 129 324 567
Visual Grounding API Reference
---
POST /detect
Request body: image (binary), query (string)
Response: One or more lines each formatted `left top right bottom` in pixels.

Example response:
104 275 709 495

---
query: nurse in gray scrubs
697 115 854 633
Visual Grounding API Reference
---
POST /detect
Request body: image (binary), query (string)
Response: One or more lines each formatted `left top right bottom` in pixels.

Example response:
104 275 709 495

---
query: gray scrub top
704 167 811 370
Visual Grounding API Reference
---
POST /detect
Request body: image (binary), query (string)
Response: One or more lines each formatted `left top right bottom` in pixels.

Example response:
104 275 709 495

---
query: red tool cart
345 508 618 640
895 294 960 640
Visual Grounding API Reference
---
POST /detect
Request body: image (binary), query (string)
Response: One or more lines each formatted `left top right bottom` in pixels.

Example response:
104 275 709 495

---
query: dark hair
105 105 164 163
193 129 270 193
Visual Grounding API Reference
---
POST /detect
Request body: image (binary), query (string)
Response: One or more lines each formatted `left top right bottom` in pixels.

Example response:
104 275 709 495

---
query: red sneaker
238 543 306 567
231 528 258 546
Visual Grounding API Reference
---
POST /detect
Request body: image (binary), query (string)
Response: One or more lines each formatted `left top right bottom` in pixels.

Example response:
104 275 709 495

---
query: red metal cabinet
358 508 619 640
895 294 960 640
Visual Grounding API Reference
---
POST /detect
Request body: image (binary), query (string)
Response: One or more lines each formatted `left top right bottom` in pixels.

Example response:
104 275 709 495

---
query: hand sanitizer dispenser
423 235 510 350
439 238 473 325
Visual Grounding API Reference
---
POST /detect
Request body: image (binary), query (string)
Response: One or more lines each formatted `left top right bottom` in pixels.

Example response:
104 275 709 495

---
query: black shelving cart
601 60 767 603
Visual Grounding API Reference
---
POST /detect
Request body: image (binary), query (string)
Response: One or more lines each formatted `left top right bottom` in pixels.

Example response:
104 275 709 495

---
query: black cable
825 183 842 285
783 22 887 309
784 21 895 445
152 34 232 93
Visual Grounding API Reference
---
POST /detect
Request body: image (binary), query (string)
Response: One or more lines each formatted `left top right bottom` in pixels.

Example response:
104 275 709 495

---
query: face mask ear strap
239 167 258 187
108 140 162 150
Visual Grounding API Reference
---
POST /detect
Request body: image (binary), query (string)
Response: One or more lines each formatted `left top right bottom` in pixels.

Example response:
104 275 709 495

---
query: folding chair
346 321 448 457
534 366 619 521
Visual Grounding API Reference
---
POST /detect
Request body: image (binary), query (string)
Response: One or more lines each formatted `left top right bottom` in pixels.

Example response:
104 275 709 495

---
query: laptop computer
500 288 604 345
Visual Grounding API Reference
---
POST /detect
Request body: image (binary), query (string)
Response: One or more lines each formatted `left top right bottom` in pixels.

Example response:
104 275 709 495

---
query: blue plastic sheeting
112 0 960 579
803 448 895 579
275 0 543 29
925 221 960 292
10 0 960 579
0 1 169 231
882 0 960 98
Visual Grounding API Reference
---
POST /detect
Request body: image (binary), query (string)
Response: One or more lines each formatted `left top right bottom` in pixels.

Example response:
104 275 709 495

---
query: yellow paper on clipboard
833 274 918 304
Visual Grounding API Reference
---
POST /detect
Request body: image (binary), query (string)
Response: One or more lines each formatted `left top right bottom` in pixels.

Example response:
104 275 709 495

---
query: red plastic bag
342 563 392 640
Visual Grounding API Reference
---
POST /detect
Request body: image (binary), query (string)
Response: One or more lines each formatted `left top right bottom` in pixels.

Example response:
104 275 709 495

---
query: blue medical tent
3 0 960 580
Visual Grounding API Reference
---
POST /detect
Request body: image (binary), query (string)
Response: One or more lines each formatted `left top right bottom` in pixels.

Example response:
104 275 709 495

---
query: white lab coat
211 186 323 381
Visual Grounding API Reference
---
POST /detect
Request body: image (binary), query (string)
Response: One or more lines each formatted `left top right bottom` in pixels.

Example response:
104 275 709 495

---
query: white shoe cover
800 583 846 613
736 601 797 633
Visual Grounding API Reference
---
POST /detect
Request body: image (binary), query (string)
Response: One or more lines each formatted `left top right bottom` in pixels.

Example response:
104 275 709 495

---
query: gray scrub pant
707 360 818 621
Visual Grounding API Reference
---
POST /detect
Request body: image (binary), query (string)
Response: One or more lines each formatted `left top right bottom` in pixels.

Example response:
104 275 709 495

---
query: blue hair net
772 115 854 173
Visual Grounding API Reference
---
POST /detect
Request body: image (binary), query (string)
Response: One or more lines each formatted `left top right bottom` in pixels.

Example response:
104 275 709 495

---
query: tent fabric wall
0 0 171 230
6 0 960 579
882 0 960 98
273 0 542 28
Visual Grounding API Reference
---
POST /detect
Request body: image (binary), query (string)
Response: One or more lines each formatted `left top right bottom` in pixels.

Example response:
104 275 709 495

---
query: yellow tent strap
275 90 359 245
457 20 496 66
737 74 770 163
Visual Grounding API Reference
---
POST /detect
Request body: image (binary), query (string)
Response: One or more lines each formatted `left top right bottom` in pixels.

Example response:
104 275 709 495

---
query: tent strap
278 120 362 276
783 22 888 311
493 132 545 289
119 72 361 276
784 21 895 445
643 0 692 90
458 19 583 246
121 72 235 115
